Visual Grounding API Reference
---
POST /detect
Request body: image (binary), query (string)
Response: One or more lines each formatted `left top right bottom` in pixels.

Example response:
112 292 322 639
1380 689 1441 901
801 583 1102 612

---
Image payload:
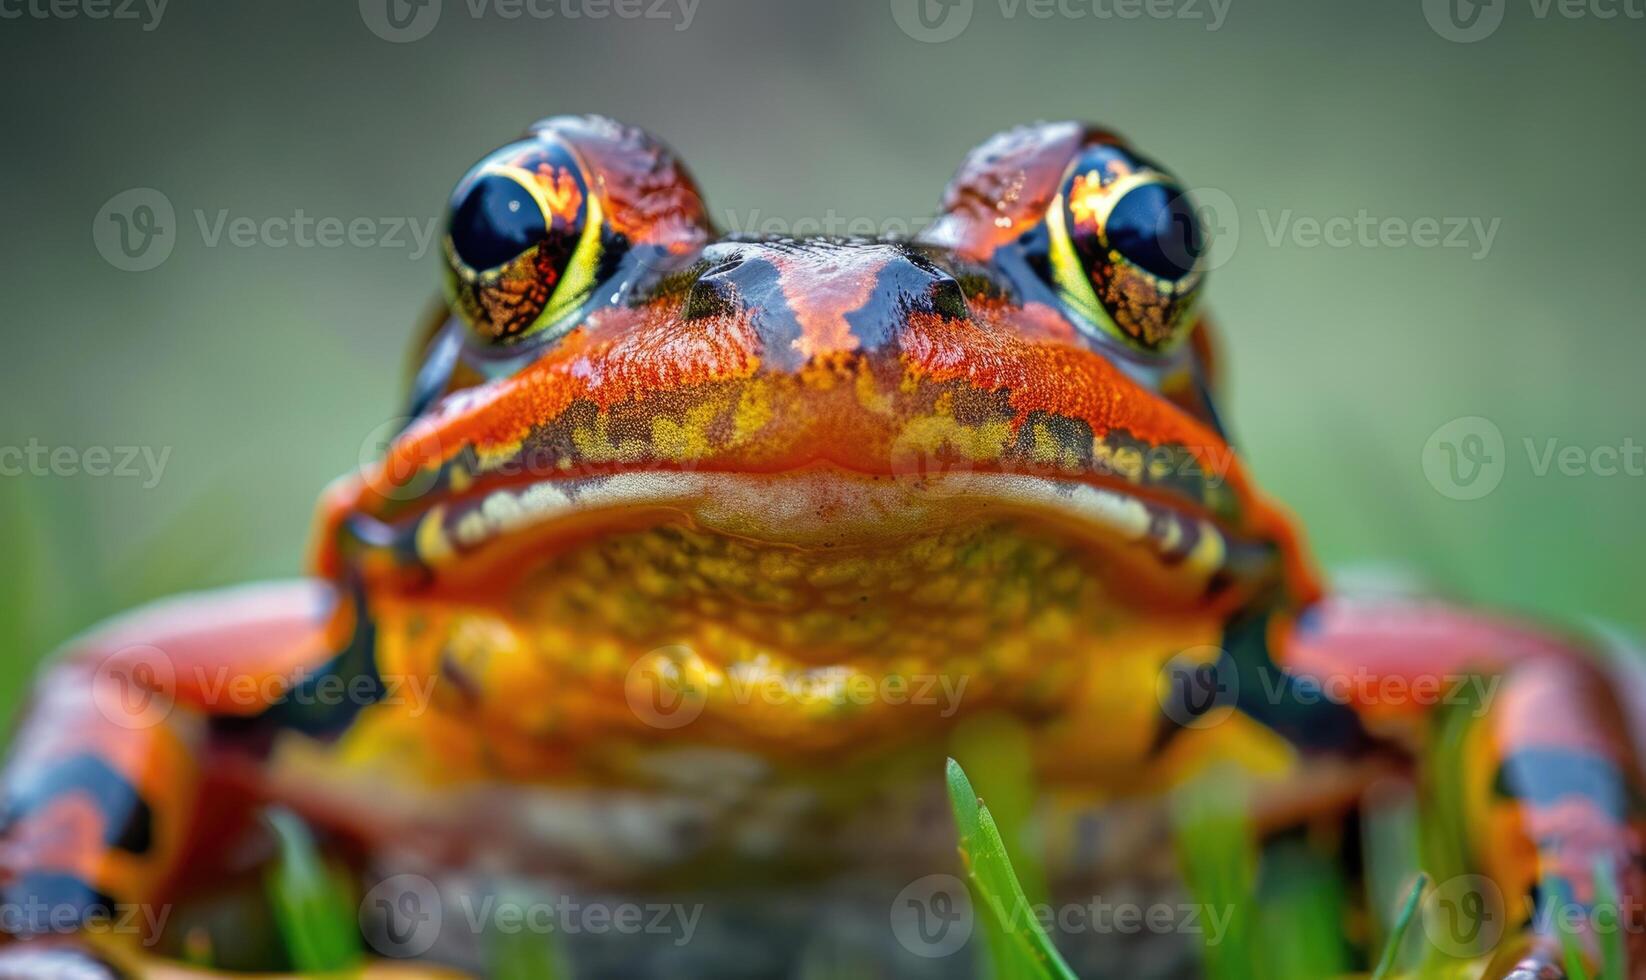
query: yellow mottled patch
730 380 775 446
1184 524 1227 580
854 368 896 417
572 413 652 463
415 505 452 566
893 410 1013 465
650 400 725 462
1092 438 1146 483
1030 420 1084 470
475 436 528 475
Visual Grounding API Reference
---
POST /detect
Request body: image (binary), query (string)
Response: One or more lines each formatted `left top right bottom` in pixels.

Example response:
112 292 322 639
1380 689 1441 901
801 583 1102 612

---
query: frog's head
313 116 1318 733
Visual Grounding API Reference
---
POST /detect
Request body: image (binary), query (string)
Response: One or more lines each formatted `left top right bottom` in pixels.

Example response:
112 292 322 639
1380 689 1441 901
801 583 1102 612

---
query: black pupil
449 174 546 271
1107 183 1202 281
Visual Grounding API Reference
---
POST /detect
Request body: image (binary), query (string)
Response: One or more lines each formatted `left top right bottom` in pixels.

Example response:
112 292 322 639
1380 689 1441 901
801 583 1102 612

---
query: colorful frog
2 115 1641 979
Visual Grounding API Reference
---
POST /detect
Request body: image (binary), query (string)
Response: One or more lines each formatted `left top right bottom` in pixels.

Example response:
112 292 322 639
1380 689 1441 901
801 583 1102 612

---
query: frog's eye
1046 143 1205 353
443 135 604 344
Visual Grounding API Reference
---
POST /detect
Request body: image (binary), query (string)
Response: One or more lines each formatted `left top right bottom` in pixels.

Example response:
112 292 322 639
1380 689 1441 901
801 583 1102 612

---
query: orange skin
1 115 1643 978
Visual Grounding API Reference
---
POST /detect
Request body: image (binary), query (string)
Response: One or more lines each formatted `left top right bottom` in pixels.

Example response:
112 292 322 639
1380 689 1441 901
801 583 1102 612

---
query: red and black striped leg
1283 597 1646 978
0 581 349 956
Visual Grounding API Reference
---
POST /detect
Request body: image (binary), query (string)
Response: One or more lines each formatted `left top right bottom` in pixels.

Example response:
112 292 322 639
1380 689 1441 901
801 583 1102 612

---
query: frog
1 114 1642 979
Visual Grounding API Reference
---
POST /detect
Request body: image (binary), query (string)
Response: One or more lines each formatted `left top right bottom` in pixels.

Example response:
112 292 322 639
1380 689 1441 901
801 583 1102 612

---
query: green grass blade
1371 873 1427 980
945 758 1077 980
264 808 363 972
1170 772 1257 980
486 891 571 980
1547 879 1594 980
1254 839 1353 980
950 713 1050 909
1595 857 1627 980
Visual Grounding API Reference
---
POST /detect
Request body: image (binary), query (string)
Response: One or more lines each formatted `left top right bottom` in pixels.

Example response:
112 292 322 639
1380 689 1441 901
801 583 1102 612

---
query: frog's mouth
321 459 1307 633
310 460 1318 752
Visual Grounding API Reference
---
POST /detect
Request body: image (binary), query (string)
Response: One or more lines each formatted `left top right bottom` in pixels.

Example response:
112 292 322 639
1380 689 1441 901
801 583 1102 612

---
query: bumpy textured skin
1 116 1641 978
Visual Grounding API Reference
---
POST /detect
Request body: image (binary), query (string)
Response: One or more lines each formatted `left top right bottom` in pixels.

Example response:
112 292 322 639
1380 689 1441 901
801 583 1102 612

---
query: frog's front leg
0 581 369 969
1282 596 1646 978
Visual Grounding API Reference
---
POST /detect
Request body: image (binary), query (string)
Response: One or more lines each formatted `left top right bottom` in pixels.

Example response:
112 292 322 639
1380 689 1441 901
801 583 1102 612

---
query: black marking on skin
1152 656 1233 751
685 245 806 372
215 588 383 741
1 872 121 935
1094 428 1226 514
843 248 969 353
405 317 465 422
948 385 1016 428
1218 610 1369 754
1009 410 1096 471
1494 747 1646 821
1 754 154 855
681 266 741 321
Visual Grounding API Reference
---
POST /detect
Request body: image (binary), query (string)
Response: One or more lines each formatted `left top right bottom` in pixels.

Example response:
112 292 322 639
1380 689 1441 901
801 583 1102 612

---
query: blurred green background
1 0 1642 727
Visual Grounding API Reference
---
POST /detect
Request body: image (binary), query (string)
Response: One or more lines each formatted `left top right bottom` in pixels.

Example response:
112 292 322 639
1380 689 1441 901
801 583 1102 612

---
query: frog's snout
677 238 970 370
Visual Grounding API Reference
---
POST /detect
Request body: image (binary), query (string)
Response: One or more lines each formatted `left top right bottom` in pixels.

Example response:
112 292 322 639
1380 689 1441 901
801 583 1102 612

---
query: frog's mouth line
331 466 1289 614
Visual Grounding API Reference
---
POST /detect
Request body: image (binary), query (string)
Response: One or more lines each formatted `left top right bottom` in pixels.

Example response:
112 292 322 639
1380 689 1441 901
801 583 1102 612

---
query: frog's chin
337 465 1286 616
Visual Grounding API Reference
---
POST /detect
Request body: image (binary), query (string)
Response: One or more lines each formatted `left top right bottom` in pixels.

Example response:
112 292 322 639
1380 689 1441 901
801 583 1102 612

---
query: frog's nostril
927 275 969 321
682 268 742 321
